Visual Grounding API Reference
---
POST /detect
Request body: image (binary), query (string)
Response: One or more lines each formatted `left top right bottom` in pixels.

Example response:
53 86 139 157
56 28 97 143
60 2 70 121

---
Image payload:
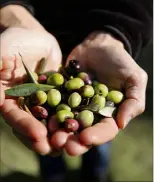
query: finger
1 99 52 155
13 130 54 155
116 72 147 129
79 118 119 146
0 81 5 106
50 129 71 148
65 134 90 156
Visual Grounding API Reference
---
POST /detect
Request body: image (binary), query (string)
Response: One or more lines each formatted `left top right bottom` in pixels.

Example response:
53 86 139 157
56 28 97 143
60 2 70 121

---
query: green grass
0 114 153 182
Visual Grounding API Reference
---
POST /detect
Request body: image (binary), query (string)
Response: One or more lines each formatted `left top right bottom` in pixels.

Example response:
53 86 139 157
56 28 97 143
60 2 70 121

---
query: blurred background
0 42 153 182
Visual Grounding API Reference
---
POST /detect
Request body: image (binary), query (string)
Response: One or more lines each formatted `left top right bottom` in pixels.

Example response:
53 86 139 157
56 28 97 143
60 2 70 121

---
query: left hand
51 31 148 156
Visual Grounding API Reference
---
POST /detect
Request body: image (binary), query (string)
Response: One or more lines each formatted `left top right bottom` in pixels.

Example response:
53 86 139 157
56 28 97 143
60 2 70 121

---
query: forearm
0 5 45 31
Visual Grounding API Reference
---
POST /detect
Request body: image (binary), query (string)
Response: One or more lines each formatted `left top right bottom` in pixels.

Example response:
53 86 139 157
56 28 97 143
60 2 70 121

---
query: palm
1 27 62 89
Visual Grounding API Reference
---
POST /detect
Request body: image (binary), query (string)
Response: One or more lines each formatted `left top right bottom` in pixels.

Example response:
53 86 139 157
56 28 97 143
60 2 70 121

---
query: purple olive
38 74 47 84
65 119 79 132
77 72 92 85
31 106 48 119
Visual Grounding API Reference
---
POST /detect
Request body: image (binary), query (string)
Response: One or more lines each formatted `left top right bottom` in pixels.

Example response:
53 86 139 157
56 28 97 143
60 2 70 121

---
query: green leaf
98 107 116 117
5 83 55 97
19 53 38 84
79 103 101 112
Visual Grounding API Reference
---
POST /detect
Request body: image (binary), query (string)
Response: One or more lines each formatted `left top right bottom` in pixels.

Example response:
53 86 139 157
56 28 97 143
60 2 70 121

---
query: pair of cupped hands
0 27 147 156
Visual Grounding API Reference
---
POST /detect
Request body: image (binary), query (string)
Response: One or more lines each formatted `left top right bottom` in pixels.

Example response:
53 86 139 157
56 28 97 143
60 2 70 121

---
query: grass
0 113 153 182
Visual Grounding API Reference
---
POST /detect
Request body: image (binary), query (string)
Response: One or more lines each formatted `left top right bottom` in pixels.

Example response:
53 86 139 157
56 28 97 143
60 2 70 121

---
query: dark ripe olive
76 110 94 128
47 73 64 86
105 101 115 107
80 85 94 98
77 72 92 85
94 84 108 97
68 92 82 108
38 74 47 84
31 106 48 119
107 90 124 104
65 119 79 132
56 110 74 123
48 115 59 133
56 104 71 112
65 78 84 91
47 89 61 107
67 60 81 75
91 94 106 109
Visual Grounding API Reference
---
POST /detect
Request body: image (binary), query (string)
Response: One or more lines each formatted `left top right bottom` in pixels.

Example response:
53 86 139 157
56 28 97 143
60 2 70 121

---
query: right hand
0 27 63 155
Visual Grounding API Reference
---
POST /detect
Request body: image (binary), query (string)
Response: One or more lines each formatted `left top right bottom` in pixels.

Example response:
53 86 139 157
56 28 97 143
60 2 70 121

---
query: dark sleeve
81 0 153 59
0 0 34 14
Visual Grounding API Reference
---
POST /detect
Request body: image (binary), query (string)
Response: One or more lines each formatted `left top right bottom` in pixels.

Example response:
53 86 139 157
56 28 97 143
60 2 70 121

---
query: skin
0 6 147 156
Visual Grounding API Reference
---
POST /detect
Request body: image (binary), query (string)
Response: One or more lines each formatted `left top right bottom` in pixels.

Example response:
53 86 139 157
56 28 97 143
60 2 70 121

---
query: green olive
91 94 106 109
56 110 74 122
65 78 84 91
47 73 64 86
36 90 47 105
68 92 82 108
47 89 61 107
94 84 108 97
76 110 94 128
56 104 71 112
107 90 124 104
92 80 100 87
80 85 94 98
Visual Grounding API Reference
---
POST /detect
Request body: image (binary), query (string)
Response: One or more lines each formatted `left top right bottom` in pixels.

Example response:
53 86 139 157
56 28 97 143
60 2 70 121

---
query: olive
67 60 81 75
105 101 115 107
31 106 48 119
92 80 100 87
47 73 64 86
56 110 74 123
91 94 106 109
47 89 61 107
76 110 94 128
65 119 79 132
65 78 84 91
94 84 108 97
77 72 92 85
107 90 124 104
48 115 59 133
35 90 47 105
56 104 71 112
38 74 47 84
80 85 94 98
68 92 82 108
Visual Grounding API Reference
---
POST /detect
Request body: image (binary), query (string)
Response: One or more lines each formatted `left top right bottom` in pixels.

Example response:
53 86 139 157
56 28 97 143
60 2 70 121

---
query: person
0 1 152 182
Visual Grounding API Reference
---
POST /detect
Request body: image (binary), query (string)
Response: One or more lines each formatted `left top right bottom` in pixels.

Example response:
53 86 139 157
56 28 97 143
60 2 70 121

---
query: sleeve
80 0 153 59
0 0 34 14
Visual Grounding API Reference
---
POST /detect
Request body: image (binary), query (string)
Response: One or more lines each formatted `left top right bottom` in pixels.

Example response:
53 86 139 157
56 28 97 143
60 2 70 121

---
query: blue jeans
39 142 111 181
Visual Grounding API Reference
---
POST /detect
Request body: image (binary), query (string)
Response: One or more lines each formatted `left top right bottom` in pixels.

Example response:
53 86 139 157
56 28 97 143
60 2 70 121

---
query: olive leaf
5 83 55 97
98 107 116 117
19 53 38 84
79 103 101 112
37 58 47 74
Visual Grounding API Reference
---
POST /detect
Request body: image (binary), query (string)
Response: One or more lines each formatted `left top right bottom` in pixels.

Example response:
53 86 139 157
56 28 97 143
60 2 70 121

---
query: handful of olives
5 59 124 135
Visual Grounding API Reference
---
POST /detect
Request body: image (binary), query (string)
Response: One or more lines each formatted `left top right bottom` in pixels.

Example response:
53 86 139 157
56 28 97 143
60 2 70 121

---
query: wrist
0 5 45 32
83 31 124 49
